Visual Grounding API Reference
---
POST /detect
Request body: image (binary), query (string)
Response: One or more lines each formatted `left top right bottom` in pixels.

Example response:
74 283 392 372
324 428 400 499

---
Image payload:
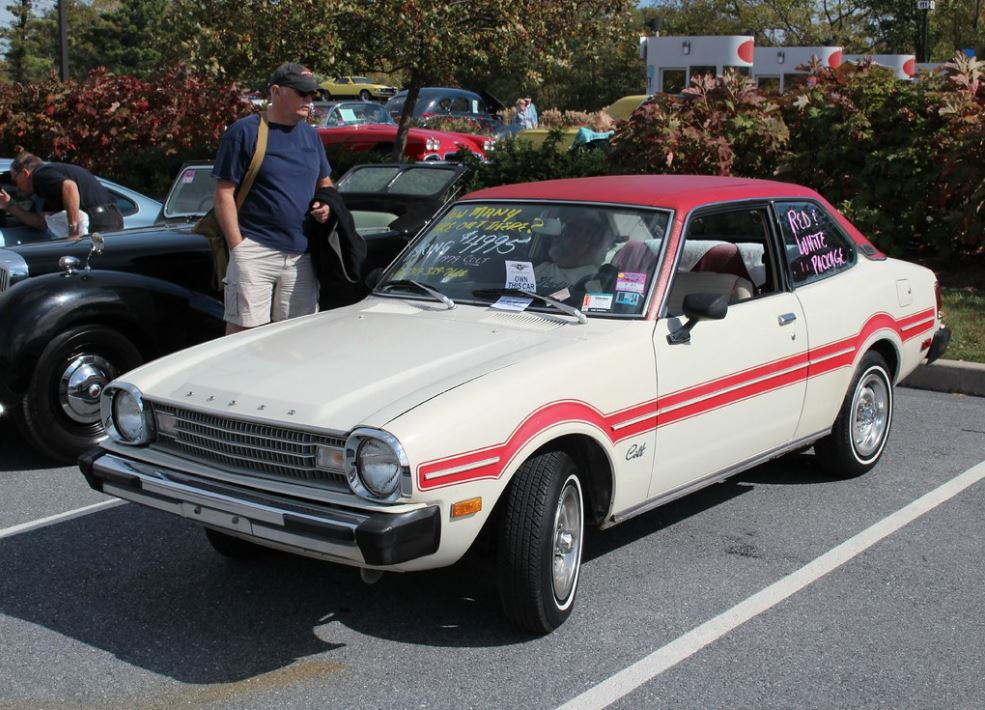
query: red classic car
313 101 493 161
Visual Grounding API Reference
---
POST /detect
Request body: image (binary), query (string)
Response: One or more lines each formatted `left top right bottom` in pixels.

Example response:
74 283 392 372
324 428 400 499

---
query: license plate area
181 502 254 535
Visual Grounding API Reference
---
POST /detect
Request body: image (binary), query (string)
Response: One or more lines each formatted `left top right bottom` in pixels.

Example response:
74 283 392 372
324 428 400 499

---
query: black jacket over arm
307 187 368 309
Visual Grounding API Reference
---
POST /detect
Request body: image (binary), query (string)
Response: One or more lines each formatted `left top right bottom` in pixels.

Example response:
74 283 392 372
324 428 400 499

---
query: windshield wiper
472 288 587 325
379 279 455 310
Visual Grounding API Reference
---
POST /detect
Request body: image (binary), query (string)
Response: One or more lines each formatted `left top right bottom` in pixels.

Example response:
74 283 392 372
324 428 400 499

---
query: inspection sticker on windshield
616 271 647 294
492 296 534 312
505 261 537 291
181 169 196 183
582 293 613 311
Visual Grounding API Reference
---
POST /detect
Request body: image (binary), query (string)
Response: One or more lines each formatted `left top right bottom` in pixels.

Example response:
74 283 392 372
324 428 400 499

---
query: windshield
320 102 393 126
379 202 671 317
337 165 460 196
163 165 215 219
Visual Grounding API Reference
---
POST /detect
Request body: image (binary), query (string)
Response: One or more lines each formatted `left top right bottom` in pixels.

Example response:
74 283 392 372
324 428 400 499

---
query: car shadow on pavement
0 504 519 686
0 420 63 472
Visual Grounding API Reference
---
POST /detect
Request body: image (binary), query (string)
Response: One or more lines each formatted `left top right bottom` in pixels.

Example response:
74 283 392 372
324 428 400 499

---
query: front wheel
19 325 143 462
814 351 894 478
497 450 584 634
359 89 372 101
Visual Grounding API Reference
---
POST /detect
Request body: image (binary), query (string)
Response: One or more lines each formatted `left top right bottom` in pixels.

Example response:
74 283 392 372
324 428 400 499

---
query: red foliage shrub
0 64 251 196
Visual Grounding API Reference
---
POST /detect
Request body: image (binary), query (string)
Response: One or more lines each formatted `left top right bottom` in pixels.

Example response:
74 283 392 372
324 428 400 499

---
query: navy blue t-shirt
212 114 331 253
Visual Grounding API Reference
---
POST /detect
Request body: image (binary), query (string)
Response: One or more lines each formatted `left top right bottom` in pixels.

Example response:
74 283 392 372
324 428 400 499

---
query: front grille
152 404 348 490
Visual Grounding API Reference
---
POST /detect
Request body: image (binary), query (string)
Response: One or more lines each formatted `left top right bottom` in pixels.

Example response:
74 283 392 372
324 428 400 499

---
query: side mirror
667 293 728 345
84 232 104 272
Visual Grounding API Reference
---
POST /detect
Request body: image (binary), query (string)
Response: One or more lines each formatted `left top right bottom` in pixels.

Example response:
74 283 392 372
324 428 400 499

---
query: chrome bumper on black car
79 449 440 566
927 326 952 364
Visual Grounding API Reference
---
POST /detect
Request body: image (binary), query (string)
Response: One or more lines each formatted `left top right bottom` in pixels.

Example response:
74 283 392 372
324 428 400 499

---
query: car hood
129 298 576 432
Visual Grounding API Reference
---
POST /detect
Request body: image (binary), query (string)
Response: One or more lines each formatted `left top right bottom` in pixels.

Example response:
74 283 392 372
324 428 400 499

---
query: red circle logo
828 50 843 68
903 58 916 76
738 40 754 64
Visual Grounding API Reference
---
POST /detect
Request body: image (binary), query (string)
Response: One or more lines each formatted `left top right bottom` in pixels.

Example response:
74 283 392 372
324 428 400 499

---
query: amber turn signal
450 497 482 518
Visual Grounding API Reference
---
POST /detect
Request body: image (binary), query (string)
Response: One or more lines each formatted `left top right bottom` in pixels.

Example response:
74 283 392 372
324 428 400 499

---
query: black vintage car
0 161 469 461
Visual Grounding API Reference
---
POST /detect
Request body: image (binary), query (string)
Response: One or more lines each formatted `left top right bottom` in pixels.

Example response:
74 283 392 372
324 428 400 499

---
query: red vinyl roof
462 174 820 214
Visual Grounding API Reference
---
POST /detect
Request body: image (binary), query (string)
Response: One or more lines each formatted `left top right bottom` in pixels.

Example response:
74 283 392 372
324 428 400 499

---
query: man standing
213 62 333 335
0 152 124 238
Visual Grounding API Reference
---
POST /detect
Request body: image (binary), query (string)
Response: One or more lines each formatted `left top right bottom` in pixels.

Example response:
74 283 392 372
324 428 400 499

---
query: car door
648 204 809 498
771 199 866 439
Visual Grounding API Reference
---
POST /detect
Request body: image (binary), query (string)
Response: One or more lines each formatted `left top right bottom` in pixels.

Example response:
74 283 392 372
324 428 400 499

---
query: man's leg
223 239 280 333
272 252 319 322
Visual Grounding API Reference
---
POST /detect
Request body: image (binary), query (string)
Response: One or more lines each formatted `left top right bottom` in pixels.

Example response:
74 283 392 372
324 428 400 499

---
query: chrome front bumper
79 449 440 566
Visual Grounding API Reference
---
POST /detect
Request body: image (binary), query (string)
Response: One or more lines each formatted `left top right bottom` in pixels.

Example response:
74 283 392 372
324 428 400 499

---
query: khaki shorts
223 238 318 328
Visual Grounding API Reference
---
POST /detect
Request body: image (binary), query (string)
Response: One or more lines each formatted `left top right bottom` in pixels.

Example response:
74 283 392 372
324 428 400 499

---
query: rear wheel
19 325 142 462
497 450 584 634
814 351 894 478
319 89 332 101
204 528 267 559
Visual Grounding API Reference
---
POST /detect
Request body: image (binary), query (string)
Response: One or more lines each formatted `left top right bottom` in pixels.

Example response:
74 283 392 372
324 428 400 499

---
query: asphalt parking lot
1 387 983 709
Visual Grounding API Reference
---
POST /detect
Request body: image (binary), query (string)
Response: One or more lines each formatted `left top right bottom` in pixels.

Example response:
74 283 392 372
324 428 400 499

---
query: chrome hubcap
552 478 583 604
59 355 115 423
851 370 890 458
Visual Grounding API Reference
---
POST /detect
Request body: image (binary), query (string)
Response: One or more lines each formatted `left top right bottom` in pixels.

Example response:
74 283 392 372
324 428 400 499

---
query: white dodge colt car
80 175 950 634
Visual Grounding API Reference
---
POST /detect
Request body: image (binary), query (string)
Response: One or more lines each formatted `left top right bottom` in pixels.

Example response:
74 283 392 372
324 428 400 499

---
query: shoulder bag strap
233 113 269 211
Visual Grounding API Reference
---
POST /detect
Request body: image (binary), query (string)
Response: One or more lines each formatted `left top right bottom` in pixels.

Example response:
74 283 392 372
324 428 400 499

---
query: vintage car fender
378 324 656 569
0 269 223 398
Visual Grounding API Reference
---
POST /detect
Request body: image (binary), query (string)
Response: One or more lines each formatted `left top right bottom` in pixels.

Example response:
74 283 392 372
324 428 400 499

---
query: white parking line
558 459 985 710
0 499 126 540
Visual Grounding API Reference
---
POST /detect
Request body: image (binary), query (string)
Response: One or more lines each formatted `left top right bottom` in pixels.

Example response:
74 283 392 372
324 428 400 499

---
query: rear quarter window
774 200 856 286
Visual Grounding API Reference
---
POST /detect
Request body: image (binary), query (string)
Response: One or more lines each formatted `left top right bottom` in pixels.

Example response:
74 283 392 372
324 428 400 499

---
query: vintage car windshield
162 164 215 219
320 102 394 127
379 202 671 317
337 165 461 196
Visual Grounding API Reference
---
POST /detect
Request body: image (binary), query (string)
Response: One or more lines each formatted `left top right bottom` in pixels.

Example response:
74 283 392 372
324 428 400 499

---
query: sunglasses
290 87 318 99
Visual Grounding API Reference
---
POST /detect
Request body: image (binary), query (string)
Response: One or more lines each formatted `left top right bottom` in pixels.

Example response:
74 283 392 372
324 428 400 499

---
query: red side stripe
417 309 937 490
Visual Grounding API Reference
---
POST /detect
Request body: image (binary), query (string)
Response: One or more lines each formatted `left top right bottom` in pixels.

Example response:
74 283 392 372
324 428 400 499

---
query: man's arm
310 176 334 223
0 188 47 230
213 179 243 248
60 179 83 238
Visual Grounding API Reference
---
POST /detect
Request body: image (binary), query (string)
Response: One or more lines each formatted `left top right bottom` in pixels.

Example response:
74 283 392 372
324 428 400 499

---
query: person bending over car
0 152 124 238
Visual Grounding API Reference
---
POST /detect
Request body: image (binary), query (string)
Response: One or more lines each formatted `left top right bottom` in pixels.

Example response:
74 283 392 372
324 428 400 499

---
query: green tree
339 0 636 158
155 0 358 90
81 0 170 77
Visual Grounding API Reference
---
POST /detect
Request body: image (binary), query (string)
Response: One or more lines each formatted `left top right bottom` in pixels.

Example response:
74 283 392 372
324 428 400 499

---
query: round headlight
357 438 401 497
109 386 154 445
344 428 409 502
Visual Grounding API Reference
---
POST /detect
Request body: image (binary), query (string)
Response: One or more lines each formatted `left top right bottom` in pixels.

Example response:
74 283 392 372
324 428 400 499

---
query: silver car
0 158 163 246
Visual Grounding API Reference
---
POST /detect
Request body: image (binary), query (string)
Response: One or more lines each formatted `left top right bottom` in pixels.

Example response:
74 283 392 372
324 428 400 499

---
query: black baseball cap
269 62 319 94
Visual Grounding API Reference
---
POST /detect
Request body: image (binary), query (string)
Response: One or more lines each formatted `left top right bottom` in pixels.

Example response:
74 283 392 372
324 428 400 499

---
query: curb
900 359 985 398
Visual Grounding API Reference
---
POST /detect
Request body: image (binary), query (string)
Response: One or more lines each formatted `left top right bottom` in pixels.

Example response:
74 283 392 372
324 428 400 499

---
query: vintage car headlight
483 138 496 151
425 136 441 151
102 383 156 445
344 428 410 502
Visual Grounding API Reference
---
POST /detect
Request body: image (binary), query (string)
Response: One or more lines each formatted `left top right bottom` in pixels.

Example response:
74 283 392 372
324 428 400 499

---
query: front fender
0 269 224 399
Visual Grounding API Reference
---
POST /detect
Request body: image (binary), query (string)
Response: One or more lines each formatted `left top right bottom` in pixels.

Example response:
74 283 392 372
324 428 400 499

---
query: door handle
777 313 797 326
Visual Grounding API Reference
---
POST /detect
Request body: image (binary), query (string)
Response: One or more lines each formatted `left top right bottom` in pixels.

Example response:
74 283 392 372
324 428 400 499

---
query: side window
775 201 856 286
107 189 137 217
450 96 471 113
666 207 776 317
